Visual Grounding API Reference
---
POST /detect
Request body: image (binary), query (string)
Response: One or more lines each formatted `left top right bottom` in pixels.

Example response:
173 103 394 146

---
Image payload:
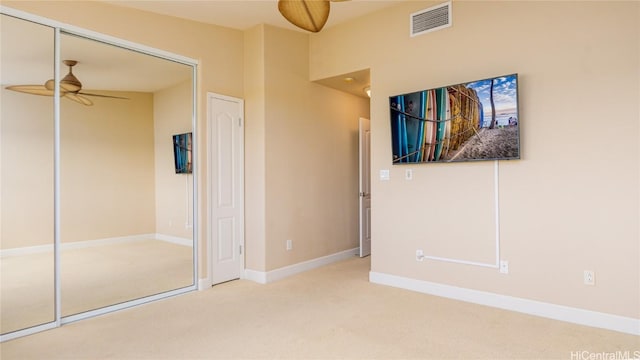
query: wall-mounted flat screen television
389 73 520 164
172 132 192 174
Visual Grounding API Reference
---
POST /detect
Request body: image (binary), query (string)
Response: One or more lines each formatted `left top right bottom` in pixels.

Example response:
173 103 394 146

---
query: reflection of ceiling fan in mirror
5 60 128 106
278 0 349 33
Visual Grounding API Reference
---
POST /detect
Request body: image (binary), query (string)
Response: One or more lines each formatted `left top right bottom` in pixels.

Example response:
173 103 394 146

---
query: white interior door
208 93 244 285
359 117 371 257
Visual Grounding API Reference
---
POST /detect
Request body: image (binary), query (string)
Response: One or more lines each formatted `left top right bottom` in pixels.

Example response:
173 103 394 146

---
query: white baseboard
154 233 192 247
244 269 267 284
1 233 191 257
0 234 156 257
245 248 359 284
197 277 211 291
369 271 640 336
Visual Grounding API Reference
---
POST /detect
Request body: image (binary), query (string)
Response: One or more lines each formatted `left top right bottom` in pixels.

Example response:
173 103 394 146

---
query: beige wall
244 25 370 271
154 80 194 240
0 90 54 249
244 25 268 272
60 91 156 243
0 89 156 248
262 25 369 270
310 1 639 319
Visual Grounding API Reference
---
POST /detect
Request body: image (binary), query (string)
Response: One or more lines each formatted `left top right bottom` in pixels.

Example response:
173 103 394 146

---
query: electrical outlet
584 270 595 285
286 239 292 251
500 260 509 274
416 249 424 262
405 169 413 180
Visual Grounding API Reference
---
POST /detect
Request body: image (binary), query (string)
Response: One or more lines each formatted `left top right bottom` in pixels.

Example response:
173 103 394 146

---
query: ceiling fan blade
78 92 129 100
9 59 124 105
5 85 54 96
278 0 330 33
44 79 79 92
64 93 93 106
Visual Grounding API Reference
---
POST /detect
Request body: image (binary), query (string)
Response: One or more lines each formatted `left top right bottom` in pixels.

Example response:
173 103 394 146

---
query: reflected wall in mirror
0 14 56 335
1 10 196 336
58 33 195 317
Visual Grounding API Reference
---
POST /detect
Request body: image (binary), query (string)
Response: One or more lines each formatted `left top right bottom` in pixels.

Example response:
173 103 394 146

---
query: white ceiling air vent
410 1 452 37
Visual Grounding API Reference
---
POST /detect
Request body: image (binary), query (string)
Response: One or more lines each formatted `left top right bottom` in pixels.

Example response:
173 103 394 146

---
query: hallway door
359 117 371 257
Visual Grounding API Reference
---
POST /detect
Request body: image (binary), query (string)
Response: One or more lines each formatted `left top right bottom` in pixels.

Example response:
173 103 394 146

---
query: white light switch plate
380 169 390 181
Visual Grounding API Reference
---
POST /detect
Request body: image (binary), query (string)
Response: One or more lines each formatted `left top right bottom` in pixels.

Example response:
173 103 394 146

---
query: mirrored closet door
0 10 197 339
1 14 56 335
58 33 195 318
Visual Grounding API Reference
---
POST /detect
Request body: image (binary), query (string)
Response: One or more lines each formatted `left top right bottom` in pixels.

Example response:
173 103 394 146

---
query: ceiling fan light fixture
60 73 82 92
60 60 82 92
278 0 330 33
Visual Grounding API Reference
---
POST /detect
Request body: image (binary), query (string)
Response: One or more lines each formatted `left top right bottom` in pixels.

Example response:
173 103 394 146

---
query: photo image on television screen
389 73 519 164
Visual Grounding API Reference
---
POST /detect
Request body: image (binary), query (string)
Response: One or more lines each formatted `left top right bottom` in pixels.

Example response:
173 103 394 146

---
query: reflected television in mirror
389 73 520 164
173 132 192 174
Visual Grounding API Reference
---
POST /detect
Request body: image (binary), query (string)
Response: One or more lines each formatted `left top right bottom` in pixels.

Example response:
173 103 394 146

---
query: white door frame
205 92 245 288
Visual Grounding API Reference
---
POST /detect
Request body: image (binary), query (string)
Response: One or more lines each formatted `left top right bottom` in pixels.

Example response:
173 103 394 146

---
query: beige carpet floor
1 256 638 359
1 239 193 334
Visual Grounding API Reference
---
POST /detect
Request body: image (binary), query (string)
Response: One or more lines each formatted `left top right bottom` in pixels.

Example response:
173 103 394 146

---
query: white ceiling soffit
314 68 370 99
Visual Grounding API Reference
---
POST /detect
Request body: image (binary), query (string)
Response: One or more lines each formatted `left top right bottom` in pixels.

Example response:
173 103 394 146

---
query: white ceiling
104 0 399 32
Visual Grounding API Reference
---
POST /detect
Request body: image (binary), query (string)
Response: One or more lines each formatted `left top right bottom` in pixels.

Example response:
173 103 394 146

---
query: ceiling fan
5 60 128 106
278 0 348 33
